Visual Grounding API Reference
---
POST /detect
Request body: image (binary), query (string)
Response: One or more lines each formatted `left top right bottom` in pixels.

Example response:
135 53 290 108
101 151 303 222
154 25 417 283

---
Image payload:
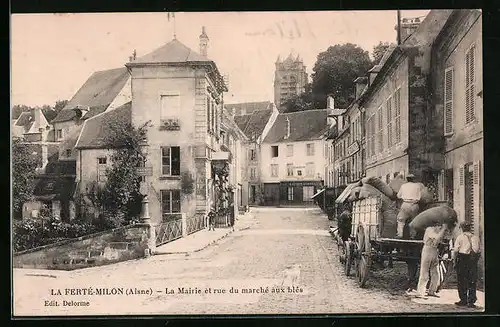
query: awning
335 182 361 204
311 188 325 199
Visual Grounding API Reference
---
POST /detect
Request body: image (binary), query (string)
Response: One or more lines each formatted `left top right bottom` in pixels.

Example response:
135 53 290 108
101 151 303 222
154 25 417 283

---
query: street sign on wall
137 166 153 176
346 141 360 157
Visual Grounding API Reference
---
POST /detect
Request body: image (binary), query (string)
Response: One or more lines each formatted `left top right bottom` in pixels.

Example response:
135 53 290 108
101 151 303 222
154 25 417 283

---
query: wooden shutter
437 169 445 201
458 166 465 223
386 97 393 148
465 45 476 124
472 161 481 234
444 68 454 135
395 88 401 144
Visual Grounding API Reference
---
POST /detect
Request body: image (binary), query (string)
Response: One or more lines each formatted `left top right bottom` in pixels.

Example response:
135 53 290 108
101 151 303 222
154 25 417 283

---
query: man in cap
396 173 422 238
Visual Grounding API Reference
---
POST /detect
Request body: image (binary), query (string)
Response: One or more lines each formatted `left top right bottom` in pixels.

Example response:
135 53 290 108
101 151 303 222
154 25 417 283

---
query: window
306 143 315 156
287 187 294 201
161 190 181 217
66 149 72 157
97 157 107 182
286 144 294 157
250 149 256 161
56 129 63 140
160 94 180 120
444 67 454 135
465 44 476 125
161 146 181 176
206 95 211 132
271 164 279 177
271 145 279 158
377 106 384 152
250 168 256 179
386 96 393 148
394 88 402 144
306 162 315 177
303 186 315 201
287 163 294 176
371 116 376 156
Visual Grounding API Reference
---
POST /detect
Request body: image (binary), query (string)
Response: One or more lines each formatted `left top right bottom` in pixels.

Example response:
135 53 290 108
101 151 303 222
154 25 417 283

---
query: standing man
413 223 448 298
337 204 352 242
452 221 481 308
396 173 422 238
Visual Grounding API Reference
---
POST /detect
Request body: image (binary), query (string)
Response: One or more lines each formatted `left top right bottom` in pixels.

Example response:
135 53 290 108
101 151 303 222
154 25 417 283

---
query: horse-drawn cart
333 197 454 288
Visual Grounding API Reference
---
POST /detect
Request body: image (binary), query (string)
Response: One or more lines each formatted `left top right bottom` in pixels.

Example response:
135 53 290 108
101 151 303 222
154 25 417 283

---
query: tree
53 100 68 113
310 43 373 109
93 119 151 228
372 41 396 66
11 105 32 120
12 138 40 219
282 83 323 113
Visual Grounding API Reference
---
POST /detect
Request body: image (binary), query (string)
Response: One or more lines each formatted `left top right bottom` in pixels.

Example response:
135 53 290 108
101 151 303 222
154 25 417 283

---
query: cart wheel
345 241 352 276
355 226 371 288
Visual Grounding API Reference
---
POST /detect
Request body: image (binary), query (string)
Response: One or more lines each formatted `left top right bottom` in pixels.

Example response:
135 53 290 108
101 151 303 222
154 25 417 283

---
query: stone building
74 28 247 228
229 101 278 206
358 10 454 195
260 110 329 206
274 53 308 110
430 9 483 243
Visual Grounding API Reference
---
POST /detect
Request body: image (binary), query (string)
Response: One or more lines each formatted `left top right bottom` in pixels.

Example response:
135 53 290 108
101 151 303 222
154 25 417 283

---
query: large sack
358 184 396 209
409 205 458 231
348 186 362 202
389 175 406 194
362 176 397 200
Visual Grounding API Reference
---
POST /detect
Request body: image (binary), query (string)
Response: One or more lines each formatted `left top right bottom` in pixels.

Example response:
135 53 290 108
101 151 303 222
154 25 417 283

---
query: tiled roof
15 111 34 132
225 101 272 116
234 109 273 140
59 124 83 157
133 39 210 64
263 109 329 143
75 101 132 149
51 67 129 123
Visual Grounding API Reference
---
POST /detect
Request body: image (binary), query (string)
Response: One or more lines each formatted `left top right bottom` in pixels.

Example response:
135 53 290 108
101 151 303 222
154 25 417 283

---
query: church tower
273 52 308 111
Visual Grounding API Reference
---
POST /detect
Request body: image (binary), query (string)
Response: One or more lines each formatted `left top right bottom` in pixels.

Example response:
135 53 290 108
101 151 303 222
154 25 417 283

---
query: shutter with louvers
444 68 454 135
438 169 445 201
457 166 466 222
453 166 461 218
387 97 392 148
395 88 401 144
472 161 481 234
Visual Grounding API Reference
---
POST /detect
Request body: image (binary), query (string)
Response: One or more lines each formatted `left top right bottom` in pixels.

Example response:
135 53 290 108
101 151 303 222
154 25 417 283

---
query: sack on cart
361 176 397 200
409 205 458 231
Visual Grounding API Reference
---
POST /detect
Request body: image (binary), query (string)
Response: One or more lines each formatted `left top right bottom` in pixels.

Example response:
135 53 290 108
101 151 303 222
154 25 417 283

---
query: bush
13 218 100 252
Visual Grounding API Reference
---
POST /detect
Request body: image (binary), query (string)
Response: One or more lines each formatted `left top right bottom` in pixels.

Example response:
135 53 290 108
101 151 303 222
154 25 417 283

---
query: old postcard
11 10 484 316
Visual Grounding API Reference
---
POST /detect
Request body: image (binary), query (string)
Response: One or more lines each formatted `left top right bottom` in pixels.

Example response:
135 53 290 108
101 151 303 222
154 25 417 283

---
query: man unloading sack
396 173 422 239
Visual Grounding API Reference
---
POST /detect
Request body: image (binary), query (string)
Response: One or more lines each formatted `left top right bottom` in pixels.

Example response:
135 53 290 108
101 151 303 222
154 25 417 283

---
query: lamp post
138 142 151 224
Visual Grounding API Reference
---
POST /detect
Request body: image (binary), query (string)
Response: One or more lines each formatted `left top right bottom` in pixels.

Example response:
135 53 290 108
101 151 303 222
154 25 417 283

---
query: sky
11 10 430 107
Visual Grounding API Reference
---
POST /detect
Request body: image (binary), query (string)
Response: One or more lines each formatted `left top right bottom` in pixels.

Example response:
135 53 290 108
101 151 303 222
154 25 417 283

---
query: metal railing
155 218 183 246
186 215 205 235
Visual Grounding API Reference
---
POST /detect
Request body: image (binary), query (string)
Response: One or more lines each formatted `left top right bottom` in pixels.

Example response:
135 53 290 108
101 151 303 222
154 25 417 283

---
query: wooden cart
336 197 454 288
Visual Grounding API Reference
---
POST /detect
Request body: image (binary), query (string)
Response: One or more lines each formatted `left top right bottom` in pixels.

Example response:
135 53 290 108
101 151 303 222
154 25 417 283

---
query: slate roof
225 101 272 116
263 109 329 143
75 101 132 149
133 39 210 64
15 111 35 132
51 67 130 123
233 109 273 140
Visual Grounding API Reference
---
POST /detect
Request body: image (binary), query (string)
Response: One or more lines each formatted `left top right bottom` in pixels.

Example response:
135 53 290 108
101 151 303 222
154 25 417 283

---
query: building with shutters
229 101 278 206
260 110 330 206
358 10 455 195
431 10 483 240
73 27 247 226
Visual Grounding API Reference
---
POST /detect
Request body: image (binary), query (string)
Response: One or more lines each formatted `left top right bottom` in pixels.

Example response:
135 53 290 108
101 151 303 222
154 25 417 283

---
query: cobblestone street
13 208 480 316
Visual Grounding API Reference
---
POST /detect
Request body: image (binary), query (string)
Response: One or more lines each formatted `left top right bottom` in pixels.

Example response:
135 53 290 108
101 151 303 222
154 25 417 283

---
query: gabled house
51 67 131 161
261 109 329 206
229 101 278 205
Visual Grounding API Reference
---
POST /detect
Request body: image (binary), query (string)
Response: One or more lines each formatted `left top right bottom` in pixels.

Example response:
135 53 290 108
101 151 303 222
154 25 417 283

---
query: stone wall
13 224 154 270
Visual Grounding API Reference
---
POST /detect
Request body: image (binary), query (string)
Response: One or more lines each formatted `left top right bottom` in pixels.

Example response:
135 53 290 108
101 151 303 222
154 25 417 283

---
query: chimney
284 117 291 140
327 95 335 109
395 17 421 44
199 26 209 57
354 77 368 99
